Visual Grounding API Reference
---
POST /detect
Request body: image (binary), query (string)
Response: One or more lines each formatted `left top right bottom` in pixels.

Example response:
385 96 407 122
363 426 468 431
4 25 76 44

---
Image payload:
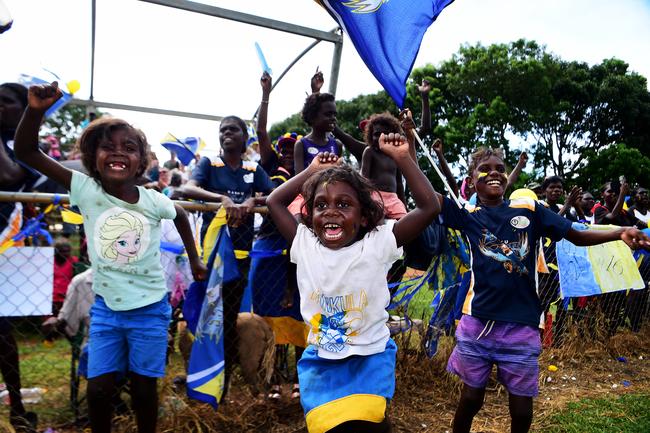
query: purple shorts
447 315 541 397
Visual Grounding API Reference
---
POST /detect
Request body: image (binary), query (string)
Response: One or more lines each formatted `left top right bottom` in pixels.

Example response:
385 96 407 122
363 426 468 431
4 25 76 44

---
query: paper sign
0 247 53 316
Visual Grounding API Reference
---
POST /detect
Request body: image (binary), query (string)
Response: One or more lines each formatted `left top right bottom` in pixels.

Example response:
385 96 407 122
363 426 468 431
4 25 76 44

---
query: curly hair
542 175 564 190
364 112 401 147
300 165 384 239
78 117 150 183
220 115 249 153
467 147 505 177
301 93 335 126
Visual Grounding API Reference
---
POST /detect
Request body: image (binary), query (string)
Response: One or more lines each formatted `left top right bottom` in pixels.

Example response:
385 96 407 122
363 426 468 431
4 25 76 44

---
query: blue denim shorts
87 296 171 379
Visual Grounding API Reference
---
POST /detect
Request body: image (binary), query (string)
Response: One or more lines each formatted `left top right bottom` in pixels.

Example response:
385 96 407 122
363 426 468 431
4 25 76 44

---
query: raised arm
173 204 207 281
293 139 305 174
256 72 274 168
360 146 373 179
311 68 324 94
380 133 439 247
333 126 365 162
566 225 649 249
417 79 432 136
432 138 459 197
14 82 72 190
399 109 418 162
267 152 340 243
559 186 582 217
604 182 629 221
506 151 527 192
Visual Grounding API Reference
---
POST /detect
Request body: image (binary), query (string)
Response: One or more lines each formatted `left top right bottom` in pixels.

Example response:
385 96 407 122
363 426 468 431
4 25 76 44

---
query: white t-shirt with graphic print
290 220 402 360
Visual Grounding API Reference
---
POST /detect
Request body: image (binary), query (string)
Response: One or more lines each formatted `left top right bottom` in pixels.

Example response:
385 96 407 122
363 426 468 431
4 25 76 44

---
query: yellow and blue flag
161 134 206 166
556 231 644 298
183 223 240 409
317 0 455 107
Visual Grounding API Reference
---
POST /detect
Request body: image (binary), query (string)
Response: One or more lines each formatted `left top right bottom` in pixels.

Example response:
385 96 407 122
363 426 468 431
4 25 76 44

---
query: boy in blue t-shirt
436 147 649 433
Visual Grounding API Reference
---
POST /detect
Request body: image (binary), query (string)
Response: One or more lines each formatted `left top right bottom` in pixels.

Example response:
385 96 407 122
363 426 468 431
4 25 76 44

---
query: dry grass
37 325 650 433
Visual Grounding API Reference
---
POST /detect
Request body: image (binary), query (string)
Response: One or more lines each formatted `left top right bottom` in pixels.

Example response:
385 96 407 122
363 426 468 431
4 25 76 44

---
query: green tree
270 40 650 188
42 102 97 154
575 143 650 192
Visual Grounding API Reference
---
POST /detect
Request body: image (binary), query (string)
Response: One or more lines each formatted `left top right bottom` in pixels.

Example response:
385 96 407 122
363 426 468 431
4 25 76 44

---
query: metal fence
0 196 648 430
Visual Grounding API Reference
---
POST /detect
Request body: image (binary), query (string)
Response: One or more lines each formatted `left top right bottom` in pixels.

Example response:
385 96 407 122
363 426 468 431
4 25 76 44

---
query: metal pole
413 131 462 208
89 0 96 102
328 30 343 96
69 99 252 123
140 0 342 43
0 192 268 213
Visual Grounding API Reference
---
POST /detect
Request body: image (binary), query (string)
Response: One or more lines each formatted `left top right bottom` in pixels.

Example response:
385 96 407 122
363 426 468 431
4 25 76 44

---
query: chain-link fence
0 196 649 431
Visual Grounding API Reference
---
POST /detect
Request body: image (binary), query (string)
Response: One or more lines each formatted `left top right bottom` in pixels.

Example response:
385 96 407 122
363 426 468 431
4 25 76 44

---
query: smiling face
95 128 144 184
311 180 366 249
312 100 337 133
472 155 507 205
219 118 246 154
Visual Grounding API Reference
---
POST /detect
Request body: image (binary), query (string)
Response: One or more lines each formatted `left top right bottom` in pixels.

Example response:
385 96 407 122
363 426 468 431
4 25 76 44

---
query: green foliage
270 40 650 190
575 143 650 191
42 103 97 154
268 112 308 140
543 394 650 433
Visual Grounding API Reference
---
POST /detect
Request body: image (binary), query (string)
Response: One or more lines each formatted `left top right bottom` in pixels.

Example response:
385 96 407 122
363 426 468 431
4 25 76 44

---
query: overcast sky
1 0 649 159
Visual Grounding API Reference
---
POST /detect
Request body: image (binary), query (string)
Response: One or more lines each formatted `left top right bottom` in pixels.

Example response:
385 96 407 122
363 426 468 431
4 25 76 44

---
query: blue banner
318 0 455 107
184 225 240 409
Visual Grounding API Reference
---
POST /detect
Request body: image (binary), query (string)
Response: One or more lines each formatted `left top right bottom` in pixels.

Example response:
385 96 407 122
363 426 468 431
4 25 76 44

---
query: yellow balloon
510 188 538 201
66 80 80 95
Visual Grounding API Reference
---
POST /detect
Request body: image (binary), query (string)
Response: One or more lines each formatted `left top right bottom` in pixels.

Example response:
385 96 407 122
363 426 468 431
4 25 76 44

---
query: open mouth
108 162 127 171
323 223 343 241
486 179 502 187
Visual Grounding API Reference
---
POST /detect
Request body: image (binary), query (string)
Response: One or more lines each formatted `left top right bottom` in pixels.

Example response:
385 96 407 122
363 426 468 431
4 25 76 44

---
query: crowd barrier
0 194 648 428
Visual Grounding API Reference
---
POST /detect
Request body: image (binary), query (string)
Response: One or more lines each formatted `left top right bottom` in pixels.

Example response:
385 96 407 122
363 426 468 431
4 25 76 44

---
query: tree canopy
270 39 650 191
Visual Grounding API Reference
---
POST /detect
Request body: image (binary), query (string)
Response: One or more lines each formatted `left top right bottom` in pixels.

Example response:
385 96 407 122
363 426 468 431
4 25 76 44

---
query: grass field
542 394 650 433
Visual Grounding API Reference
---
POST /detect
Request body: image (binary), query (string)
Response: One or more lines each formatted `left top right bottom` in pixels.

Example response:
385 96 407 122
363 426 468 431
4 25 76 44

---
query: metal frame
74 0 344 122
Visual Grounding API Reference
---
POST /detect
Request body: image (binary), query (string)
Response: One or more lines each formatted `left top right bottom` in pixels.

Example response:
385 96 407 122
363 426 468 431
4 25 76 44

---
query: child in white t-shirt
267 132 439 433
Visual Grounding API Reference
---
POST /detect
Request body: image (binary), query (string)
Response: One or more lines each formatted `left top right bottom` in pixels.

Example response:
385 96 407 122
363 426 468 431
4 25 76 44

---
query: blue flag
161 134 205 166
318 0 455 107
184 225 240 409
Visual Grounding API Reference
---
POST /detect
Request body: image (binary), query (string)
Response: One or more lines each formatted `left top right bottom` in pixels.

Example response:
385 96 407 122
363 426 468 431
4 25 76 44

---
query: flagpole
412 130 463 209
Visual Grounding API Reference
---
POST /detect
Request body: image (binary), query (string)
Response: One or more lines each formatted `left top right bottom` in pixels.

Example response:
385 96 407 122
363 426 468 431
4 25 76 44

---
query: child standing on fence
361 113 411 220
437 147 650 433
14 82 207 433
267 130 439 433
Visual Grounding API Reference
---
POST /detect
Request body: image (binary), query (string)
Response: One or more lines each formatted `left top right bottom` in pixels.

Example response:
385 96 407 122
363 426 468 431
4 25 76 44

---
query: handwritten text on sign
556 238 643 298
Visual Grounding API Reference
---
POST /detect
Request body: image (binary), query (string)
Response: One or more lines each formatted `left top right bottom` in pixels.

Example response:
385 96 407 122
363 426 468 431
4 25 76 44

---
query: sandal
268 385 282 400
290 383 300 400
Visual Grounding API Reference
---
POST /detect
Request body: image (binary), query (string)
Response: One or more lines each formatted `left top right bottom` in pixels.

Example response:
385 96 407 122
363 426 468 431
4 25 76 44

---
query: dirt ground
118 326 650 433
